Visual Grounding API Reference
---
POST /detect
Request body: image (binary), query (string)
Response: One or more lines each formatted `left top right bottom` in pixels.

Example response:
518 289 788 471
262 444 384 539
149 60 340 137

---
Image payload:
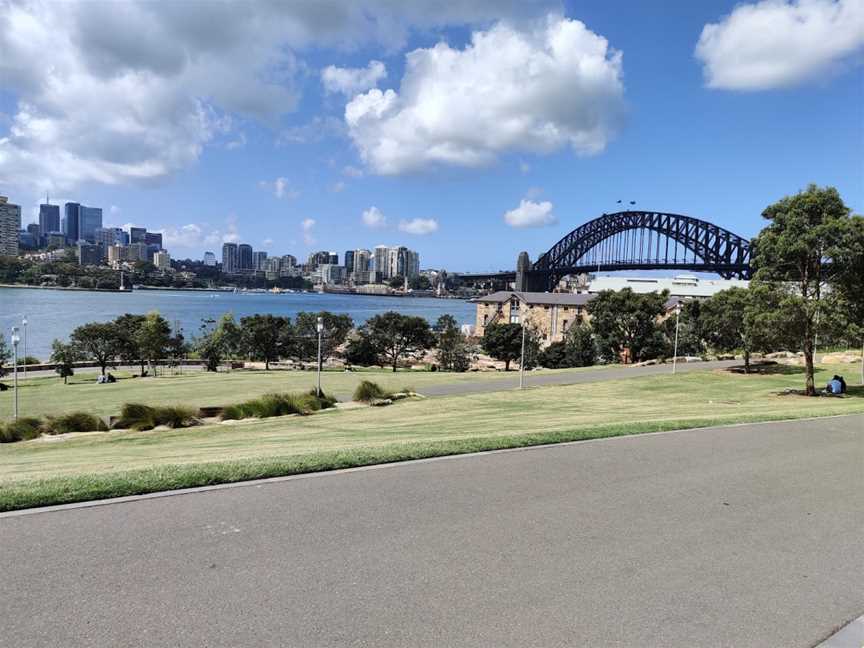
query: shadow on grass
728 362 806 375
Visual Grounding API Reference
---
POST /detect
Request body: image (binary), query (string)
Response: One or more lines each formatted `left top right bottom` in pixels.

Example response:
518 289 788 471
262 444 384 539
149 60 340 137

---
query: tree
701 288 756 372
114 313 147 374
388 275 406 289
70 322 120 376
195 314 242 371
290 311 354 363
344 329 383 368
240 314 291 370
434 314 473 371
409 275 432 290
663 300 705 358
565 321 597 367
50 340 79 384
481 323 523 371
588 289 669 363
136 312 172 375
366 311 435 372
751 185 855 395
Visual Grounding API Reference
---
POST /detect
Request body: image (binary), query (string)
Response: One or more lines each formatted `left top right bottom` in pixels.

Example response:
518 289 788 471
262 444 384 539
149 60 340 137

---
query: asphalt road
2 415 862 647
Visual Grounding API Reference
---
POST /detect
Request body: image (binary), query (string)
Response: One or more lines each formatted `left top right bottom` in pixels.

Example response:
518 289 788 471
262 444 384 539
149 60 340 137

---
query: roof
472 291 593 306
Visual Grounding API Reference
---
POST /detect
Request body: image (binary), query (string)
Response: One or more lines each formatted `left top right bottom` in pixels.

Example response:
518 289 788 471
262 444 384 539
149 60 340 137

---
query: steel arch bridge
514 210 752 291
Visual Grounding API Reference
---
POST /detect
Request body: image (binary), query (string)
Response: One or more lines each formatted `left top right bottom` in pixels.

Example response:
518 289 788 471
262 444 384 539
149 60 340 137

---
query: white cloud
1 1 558 194
343 165 364 178
345 15 625 174
398 217 439 235
504 199 556 228
519 161 531 174
362 206 388 228
322 60 387 95
225 132 247 150
695 0 864 90
258 177 300 199
262 237 274 247
301 218 316 246
330 181 346 193
158 223 222 248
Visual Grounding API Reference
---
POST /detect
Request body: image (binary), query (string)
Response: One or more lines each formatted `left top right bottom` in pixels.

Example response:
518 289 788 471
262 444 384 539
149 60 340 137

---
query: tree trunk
744 349 750 374
505 359 511 371
392 357 398 372
100 363 106 376
803 337 815 396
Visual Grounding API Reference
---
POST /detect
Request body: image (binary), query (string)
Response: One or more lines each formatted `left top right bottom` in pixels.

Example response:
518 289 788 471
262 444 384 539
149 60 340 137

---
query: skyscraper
252 250 268 271
63 203 81 242
144 231 163 248
328 252 339 265
344 250 355 274
80 206 103 242
38 202 60 238
238 243 253 271
0 196 22 256
222 242 238 274
353 249 371 274
373 245 389 278
203 251 217 266
94 227 127 247
130 227 146 244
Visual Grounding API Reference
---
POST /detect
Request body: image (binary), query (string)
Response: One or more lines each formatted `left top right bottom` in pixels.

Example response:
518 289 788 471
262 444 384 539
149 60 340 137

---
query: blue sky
1 0 862 271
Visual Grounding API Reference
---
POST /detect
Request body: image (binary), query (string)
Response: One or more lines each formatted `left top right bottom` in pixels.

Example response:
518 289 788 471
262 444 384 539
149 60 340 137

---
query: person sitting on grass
825 376 843 395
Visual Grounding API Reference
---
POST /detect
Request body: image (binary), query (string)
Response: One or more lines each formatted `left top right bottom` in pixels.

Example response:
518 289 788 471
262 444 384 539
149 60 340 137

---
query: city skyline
0 1 862 272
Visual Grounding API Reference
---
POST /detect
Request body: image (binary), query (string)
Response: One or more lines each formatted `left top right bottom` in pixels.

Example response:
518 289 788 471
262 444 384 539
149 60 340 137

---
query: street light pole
316 316 324 397
672 304 682 375
519 321 526 390
11 327 20 420
22 316 27 379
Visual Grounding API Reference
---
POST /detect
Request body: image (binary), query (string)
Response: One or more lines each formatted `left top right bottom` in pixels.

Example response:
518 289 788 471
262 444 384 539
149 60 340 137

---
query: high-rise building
203 251 217 266
63 203 81 242
373 245 389 278
344 250 355 274
281 254 297 268
94 227 127 247
130 227 147 244
153 250 171 270
252 250 268 271
319 264 345 284
38 202 60 238
144 231 163 248
0 197 22 257
307 250 330 269
264 256 282 280
353 249 371 274
127 242 148 262
328 252 339 265
238 243 253 271
404 249 420 279
80 206 103 242
222 242 238 274
77 242 102 266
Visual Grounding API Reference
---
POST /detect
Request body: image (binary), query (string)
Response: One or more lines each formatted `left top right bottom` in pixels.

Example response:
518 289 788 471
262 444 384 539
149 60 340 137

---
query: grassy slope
0 365 608 419
1 365 861 511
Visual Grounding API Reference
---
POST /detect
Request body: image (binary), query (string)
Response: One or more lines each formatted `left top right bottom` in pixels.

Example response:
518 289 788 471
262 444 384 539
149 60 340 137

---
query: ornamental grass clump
114 403 198 431
0 417 43 443
44 412 107 435
352 380 391 403
220 391 337 421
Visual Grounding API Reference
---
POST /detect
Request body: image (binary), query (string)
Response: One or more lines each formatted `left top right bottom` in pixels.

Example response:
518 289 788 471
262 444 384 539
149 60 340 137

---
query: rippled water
0 288 476 360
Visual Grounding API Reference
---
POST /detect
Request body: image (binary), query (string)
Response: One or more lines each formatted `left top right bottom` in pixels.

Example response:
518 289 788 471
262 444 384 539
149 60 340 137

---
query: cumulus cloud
0 1 557 194
301 217 316 246
362 206 388 228
504 199 556 228
695 0 864 90
345 15 625 174
158 223 223 249
322 60 387 95
398 217 439 235
258 177 299 199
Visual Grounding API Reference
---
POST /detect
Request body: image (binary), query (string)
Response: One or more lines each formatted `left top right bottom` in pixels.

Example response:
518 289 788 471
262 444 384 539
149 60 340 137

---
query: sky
0 0 862 272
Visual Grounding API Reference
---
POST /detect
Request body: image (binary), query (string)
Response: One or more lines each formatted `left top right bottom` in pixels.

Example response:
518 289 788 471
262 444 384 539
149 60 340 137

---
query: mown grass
0 365 611 420
1 366 862 512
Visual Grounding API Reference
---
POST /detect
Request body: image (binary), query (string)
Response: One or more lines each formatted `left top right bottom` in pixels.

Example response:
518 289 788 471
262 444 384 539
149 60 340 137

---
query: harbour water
0 288 476 360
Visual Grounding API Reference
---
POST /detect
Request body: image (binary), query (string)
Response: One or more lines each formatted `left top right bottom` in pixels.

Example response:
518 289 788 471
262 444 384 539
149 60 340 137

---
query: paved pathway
2 415 861 647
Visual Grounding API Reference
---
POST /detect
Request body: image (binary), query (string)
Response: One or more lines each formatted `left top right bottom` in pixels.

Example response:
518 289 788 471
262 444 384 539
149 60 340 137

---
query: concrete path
2 415 862 647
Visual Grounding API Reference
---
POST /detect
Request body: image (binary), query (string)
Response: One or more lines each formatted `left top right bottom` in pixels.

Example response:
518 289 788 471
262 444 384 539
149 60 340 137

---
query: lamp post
11 327 20 419
21 315 27 379
519 320 527 390
316 316 324 397
672 303 682 375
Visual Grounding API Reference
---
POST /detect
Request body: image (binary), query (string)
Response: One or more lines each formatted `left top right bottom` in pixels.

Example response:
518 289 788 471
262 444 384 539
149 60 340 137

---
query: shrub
0 417 43 443
114 403 198 430
22 356 41 366
221 391 337 421
353 380 390 403
44 412 107 435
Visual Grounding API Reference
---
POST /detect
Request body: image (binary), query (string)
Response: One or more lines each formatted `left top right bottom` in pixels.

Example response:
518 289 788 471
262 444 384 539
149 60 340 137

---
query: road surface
2 415 861 647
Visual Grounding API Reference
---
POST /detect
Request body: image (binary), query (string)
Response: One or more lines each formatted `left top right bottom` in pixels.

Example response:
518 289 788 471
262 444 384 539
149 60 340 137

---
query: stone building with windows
473 291 593 344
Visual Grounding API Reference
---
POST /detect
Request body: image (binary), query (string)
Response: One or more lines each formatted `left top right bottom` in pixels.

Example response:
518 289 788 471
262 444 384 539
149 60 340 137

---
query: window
509 297 520 324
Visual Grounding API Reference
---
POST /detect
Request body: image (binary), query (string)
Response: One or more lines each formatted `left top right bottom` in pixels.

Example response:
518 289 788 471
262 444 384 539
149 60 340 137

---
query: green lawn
0 364 610 419
1 365 861 511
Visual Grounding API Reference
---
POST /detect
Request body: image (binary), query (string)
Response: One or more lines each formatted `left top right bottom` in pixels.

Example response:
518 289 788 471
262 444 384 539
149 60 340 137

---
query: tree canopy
365 311 435 372
587 288 669 363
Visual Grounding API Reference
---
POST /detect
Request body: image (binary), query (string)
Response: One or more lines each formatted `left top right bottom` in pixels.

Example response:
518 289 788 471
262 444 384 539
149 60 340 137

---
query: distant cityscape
0 195 436 293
